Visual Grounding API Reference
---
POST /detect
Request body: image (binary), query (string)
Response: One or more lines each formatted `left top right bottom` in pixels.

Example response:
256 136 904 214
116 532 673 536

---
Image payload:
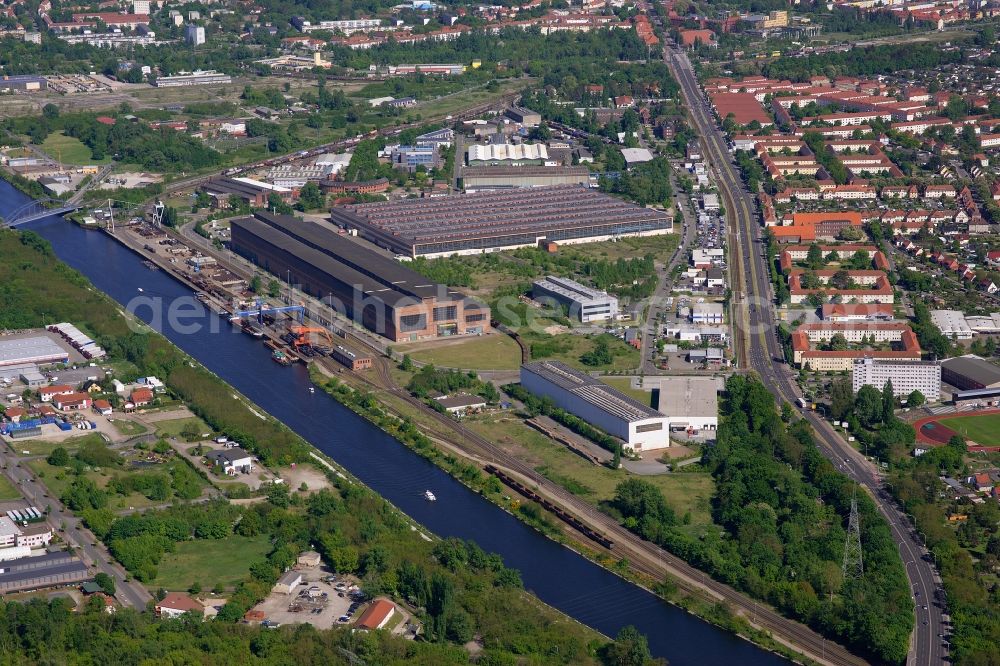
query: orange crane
288 325 335 350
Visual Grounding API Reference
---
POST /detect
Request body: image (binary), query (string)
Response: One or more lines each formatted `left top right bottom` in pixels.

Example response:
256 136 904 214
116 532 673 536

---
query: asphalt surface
0 450 151 609
665 47 948 666
639 172 698 374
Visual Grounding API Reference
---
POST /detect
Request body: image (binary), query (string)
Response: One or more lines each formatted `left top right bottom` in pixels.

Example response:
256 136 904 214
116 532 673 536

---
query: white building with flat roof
930 310 974 340
691 302 725 324
520 361 669 451
532 276 618 323
852 358 941 402
655 376 721 433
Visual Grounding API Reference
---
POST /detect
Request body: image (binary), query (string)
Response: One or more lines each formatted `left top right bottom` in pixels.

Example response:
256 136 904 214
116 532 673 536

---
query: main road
664 46 947 666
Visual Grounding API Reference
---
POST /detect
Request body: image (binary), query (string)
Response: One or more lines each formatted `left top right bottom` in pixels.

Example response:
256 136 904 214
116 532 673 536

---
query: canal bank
3 183 787 666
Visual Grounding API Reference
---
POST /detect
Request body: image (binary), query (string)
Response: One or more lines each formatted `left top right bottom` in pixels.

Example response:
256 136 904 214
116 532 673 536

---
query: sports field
940 412 1000 446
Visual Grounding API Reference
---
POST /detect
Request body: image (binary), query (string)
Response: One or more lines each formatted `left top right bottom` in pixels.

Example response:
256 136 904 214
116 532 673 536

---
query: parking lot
249 569 376 630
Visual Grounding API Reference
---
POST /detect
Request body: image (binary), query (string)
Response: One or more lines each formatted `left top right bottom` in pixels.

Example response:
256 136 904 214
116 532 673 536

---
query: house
967 473 993 493
356 598 396 630
38 385 74 402
4 406 25 423
206 448 254 476
273 570 303 595
129 387 153 407
53 392 92 411
92 399 112 416
156 592 204 618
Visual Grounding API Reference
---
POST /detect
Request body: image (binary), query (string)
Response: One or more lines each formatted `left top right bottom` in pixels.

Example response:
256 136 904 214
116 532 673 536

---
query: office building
329 185 671 259
230 211 489 342
532 276 618 323
520 360 669 451
852 358 941 401
654 376 721 433
391 145 441 173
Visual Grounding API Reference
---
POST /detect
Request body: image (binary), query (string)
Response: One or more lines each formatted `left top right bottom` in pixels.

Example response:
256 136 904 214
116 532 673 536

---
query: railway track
361 356 866 666
160 91 522 195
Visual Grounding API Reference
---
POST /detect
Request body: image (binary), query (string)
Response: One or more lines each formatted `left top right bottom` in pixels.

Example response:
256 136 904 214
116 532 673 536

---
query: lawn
40 132 111 165
567 234 680 263
521 332 640 373
110 419 148 437
11 433 106 457
27 455 209 512
155 417 211 440
942 413 1000 446
467 415 716 531
398 334 521 371
0 474 22 501
151 534 272 592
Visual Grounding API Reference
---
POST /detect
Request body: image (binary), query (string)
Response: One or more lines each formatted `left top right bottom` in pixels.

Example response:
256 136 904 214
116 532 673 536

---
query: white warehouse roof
467 143 547 163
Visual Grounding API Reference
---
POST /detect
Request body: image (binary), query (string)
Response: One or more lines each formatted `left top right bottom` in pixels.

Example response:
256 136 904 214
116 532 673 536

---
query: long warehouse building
520 360 669 451
328 185 672 259
230 211 490 342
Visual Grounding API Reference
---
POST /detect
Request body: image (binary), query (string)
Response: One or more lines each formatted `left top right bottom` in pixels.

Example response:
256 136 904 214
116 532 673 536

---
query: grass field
41 132 111 165
27 454 209 512
11 433 105 457
466 415 715 532
110 419 148 437
399 334 521 371
522 332 640 373
942 413 1000 446
154 417 211 439
0 474 22 501
151 534 272 591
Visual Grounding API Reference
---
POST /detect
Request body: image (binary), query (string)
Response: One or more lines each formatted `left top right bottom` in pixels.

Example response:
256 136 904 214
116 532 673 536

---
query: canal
4 181 785 665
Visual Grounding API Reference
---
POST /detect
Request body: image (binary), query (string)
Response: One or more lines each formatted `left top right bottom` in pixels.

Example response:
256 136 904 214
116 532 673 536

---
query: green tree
94 572 116 595
855 385 883 428
296 182 325 211
601 625 657 666
830 377 854 421
906 390 925 408
47 447 70 467
806 243 824 269
882 379 896 423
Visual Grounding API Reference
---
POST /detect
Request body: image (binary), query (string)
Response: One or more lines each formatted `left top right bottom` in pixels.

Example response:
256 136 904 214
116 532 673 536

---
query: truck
796 397 808 409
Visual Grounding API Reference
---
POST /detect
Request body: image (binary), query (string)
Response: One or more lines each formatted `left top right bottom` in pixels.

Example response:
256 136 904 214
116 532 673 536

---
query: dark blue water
5 181 785 665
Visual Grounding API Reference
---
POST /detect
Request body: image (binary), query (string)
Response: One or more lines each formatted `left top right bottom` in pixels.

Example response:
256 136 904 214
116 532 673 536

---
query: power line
842 490 864 582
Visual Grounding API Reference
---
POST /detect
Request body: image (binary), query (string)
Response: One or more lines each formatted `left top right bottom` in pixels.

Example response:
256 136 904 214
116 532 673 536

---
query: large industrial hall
327 185 672 258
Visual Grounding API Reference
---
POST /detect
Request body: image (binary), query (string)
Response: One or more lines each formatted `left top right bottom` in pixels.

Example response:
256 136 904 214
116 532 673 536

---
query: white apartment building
852 358 941 402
